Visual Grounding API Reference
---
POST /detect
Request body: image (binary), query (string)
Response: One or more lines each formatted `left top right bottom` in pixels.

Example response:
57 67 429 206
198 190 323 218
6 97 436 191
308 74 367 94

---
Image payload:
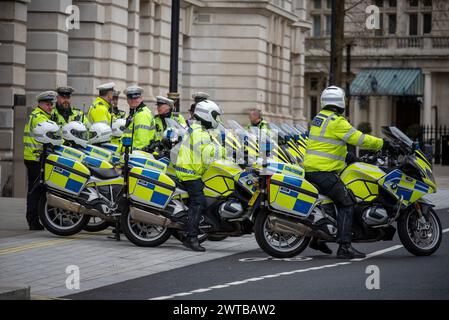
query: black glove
345 152 359 165
382 139 394 153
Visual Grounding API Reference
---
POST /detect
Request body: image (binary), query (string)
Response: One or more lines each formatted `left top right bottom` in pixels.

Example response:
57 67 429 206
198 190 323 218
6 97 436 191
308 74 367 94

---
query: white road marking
150 228 449 300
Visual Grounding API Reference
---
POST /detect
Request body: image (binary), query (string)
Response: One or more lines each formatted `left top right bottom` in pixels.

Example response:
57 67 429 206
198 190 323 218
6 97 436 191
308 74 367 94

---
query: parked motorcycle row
35 118 442 258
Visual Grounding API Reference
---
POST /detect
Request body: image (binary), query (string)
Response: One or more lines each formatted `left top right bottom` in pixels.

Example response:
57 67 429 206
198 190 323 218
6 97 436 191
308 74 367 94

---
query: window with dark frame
423 13 432 34
312 15 321 37
423 0 432 7
409 13 418 35
313 0 321 9
388 14 397 34
409 0 418 7
375 0 384 7
388 0 397 7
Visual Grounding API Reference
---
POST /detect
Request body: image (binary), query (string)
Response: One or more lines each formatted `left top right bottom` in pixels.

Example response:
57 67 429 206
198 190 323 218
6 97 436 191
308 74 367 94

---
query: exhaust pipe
129 206 183 229
46 193 107 220
268 215 312 237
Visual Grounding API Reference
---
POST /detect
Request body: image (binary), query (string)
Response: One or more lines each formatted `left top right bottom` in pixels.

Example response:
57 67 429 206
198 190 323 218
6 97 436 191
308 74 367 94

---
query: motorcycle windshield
381 126 413 148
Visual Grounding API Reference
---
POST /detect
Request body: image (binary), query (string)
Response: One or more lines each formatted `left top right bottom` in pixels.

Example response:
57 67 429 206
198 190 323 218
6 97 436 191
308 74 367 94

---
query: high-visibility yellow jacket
52 105 89 128
246 119 270 131
304 109 383 173
154 113 187 141
87 97 112 125
121 104 156 151
23 107 52 161
175 123 224 181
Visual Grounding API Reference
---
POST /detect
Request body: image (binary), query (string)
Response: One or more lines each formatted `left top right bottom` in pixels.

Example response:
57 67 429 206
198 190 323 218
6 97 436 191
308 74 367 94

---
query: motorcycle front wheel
397 206 442 256
38 193 90 236
254 211 310 258
121 208 172 247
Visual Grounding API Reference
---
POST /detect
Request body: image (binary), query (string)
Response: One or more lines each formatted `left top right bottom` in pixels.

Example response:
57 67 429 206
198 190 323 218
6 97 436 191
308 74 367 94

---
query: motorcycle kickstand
115 220 121 241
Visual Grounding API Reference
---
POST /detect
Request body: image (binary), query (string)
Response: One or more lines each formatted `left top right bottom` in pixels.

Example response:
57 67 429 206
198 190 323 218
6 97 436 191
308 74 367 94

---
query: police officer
87 82 115 125
304 86 389 259
111 90 126 120
23 91 58 230
154 96 186 141
52 86 89 127
175 100 225 252
246 108 270 131
189 92 210 121
122 86 156 151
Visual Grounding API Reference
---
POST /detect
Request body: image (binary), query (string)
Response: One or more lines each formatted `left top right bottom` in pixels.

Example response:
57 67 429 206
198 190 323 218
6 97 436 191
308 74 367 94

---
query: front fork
414 202 431 232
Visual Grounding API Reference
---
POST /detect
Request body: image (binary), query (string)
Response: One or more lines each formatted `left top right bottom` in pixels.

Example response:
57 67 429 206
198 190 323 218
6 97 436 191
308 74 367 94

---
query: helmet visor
46 130 62 140
71 129 88 141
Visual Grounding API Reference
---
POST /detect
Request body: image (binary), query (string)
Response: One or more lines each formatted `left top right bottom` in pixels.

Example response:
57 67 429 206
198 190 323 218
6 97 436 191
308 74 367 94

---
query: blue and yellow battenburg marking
269 173 318 218
128 167 176 209
45 154 90 195
82 145 113 163
53 145 85 161
379 169 434 207
266 161 304 177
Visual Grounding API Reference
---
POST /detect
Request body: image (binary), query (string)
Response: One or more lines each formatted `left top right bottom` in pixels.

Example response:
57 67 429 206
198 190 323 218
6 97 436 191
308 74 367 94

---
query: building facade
304 0 449 137
0 0 311 196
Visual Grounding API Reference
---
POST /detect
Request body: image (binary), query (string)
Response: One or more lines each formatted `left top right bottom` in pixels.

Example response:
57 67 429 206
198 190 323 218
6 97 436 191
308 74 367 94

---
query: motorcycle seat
87 165 119 179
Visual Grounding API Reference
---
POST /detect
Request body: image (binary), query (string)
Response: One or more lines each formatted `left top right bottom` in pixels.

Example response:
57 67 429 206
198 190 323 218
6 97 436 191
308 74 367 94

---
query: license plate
248 190 260 207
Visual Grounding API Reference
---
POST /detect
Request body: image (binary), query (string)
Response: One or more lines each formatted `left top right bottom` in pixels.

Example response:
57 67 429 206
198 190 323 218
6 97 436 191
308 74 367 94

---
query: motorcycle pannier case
44 154 90 196
128 167 176 209
269 173 318 218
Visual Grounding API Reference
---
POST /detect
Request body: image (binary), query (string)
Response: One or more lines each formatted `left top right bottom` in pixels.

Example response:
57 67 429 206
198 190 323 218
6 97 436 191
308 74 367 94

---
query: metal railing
305 36 449 51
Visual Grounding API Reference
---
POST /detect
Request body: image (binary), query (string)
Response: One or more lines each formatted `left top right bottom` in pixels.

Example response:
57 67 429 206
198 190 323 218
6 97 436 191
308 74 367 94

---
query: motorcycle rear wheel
254 211 310 258
38 193 90 236
121 208 172 247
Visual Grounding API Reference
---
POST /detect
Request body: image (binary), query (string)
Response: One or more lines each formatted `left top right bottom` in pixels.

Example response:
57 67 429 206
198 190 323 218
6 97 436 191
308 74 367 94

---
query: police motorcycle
118 118 255 247
34 120 124 236
251 126 442 258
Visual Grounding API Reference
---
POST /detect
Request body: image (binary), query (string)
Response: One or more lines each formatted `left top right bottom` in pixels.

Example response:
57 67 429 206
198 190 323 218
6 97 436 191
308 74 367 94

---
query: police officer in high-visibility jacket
154 96 186 141
121 85 156 151
87 82 115 125
52 86 89 128
189 91 210 121
23 91 58 230
304 86 391 259
245 108 270 132
175 100 225 252
111 90 126 120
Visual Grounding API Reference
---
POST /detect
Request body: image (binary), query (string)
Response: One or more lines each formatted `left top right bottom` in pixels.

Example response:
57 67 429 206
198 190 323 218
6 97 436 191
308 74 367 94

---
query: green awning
350 68 423 96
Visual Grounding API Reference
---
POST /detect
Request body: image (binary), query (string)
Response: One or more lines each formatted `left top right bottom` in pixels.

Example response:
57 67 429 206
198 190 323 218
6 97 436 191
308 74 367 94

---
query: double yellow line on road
0 233 108 256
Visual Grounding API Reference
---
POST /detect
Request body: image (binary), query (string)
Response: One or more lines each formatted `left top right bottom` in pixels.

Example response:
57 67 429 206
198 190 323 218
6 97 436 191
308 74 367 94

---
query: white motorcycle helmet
89 122 112 144
193 100 224 129
320 86 346 114
111 118 126 137
33 120 63 146
62 121 88 148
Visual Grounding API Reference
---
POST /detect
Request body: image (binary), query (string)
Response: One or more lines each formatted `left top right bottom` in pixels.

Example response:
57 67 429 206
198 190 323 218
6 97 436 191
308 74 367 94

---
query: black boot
309 238 332 255
337 243 366 259
182 236 206 252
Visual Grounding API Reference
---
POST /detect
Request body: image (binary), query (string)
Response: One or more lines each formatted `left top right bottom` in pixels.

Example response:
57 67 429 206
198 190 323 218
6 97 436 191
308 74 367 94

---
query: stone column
423 72 432 127
0 0 29 197
26 0 71 109
377 96 390 131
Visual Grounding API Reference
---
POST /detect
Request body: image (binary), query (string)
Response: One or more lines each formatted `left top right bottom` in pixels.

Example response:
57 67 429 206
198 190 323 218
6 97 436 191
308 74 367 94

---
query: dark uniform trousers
183 179 206 237
24 160 43 226
305 171 355 244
